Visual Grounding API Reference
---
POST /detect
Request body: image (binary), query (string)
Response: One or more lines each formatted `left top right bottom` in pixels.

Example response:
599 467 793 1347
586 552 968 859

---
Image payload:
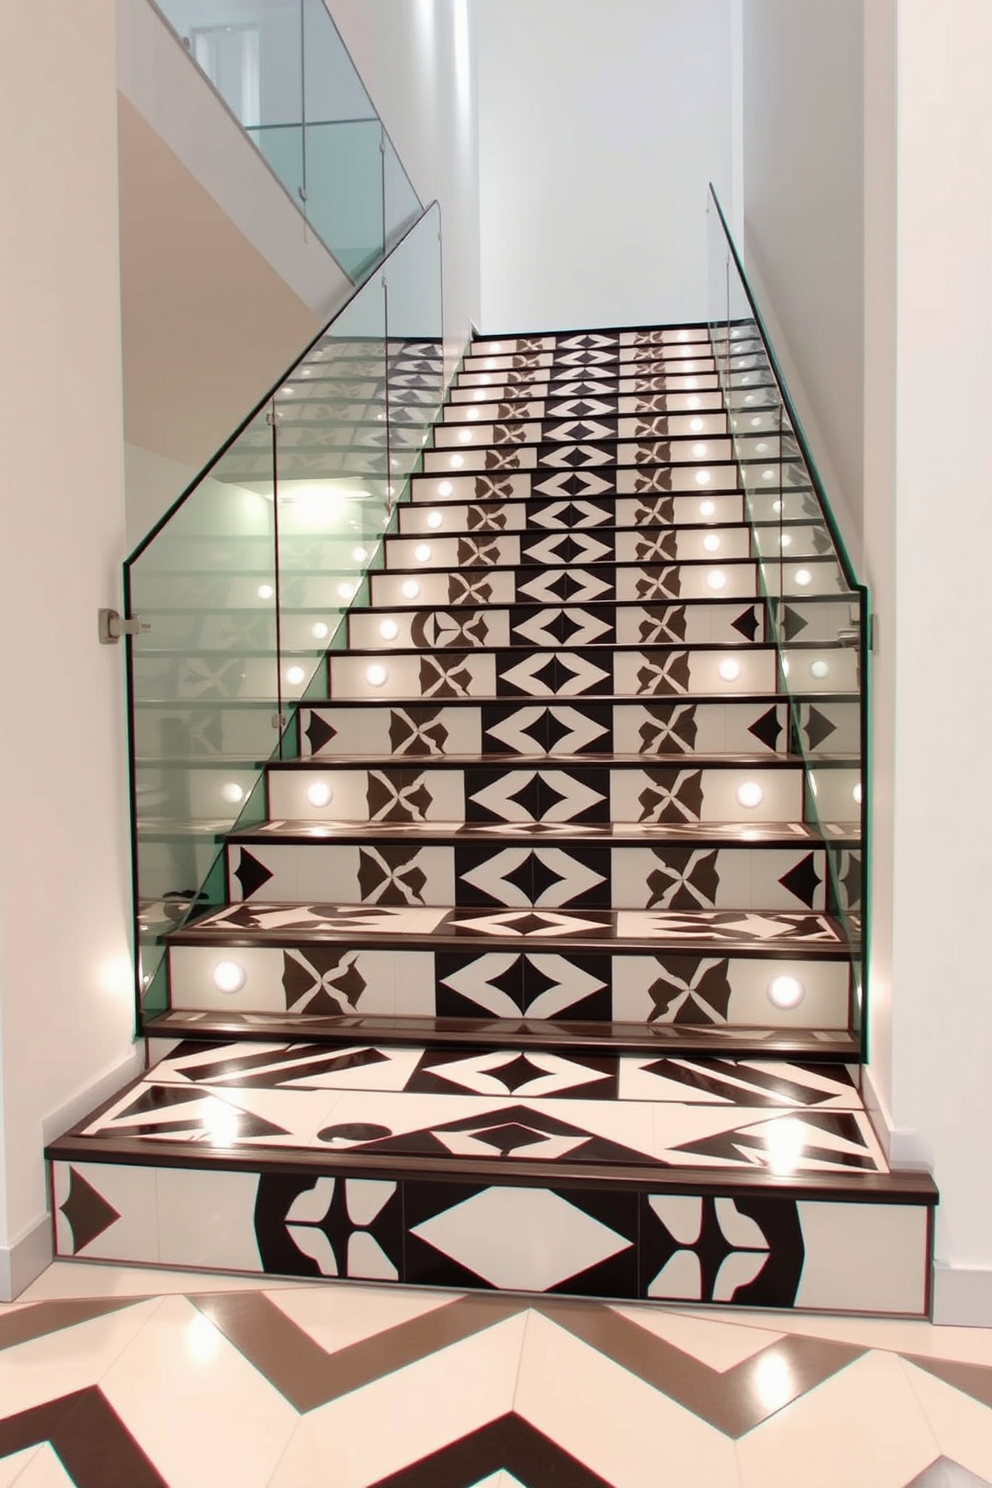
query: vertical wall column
864 0 992 1323
0 0 138 1298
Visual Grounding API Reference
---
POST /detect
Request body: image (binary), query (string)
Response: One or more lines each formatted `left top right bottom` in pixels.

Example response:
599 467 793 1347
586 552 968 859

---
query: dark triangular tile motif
59 1168 120 1254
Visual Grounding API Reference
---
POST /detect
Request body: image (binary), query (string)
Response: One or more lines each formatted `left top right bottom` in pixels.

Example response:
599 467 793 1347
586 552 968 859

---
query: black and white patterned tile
49 1157 930 1312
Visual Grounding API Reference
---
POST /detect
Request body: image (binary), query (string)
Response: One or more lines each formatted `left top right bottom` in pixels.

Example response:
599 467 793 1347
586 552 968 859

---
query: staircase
47 323 937 1316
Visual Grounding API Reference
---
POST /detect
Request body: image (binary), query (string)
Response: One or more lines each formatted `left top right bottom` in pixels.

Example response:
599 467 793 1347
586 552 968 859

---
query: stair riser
297 700 861 759
384 529 827 569
422 445 748 476
166 942 852 1027
448 388 729 410
225 840 836 912
48 1158 931 1316
348 602 774 652
433 423 756 452
408 476 814 528
462 351 719 374
402 491 746 527
264 763 813 826
443 405 730 432
325 647 858 702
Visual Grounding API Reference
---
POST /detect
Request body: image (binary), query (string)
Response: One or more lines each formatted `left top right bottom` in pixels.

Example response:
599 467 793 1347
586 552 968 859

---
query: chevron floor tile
2 1269 992 1487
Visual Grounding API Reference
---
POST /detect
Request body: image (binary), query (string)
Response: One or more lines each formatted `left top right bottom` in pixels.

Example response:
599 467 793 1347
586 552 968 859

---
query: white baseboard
861 1066 933 1171
42 1046 144 1146
0 1213 52 1302
932 1264 992 1327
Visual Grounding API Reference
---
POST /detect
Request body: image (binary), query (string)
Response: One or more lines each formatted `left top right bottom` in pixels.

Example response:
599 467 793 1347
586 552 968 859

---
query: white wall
326 0 481 382
0 0 139 1298
741 0 865 567
476 0 734 332
880 0 992 1323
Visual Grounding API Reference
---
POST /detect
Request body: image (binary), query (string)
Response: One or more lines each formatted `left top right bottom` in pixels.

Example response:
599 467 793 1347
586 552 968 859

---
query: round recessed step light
212 962 246 995
736 780 764 809
769 975 805 1009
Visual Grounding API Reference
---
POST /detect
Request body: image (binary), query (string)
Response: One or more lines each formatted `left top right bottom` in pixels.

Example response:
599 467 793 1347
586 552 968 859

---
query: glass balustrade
125 202 444 1021
151 0 422 283
707 186 870 1052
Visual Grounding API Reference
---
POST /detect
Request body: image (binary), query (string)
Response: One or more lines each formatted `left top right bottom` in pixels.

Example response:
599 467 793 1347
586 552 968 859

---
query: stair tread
227 816 854 845
47 1039 935 1202
145 1008 861 1060
168 901 854 954
264 752 850 768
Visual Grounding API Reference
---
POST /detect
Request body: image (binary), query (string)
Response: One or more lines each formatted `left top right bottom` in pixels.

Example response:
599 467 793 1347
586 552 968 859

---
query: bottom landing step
46 1041 936 1318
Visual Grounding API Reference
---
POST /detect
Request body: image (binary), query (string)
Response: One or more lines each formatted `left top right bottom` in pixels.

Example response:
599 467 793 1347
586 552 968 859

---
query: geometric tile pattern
87 322 905 1326
49 1155 929 1309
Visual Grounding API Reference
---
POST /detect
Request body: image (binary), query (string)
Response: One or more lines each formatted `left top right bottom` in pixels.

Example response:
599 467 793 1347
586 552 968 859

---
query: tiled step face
48 1025 934 1314
225 831 837 912
264 760 813 826
165 905 853 1028
326 645 858 702
370 562 769 606
402 488 747 528
297 699 861 759
48 1152 932 1313
421 442 740 476
384 527 756 568
443 403 730 432
348 600 772 651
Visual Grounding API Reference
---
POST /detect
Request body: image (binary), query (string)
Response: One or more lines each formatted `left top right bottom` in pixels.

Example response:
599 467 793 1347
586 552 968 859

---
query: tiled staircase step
223 823 839 911
347 599 854 652
163 904 855 1030
371 556 842 600
46 1043 935 1313
325 643 857 702
262 757 833 825
371 560 770 606
471 328 717 349
382 524 827 569
462 350 719 376
407 477 809 529
443 398 730 425
404 486 748 525
297 697 861 759
143 1009 862 1060
422 444 748 476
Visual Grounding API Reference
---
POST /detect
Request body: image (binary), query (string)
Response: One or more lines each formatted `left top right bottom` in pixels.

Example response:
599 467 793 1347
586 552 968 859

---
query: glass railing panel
383 134 423 252
302 120 385 280
125 207 439 1025
154 0 303 131
708 183 869 1051
384 204 445 500
127 408 278 1011
151 0 423 286
302 0 375 124
272 271 391 721
245 123 304 206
